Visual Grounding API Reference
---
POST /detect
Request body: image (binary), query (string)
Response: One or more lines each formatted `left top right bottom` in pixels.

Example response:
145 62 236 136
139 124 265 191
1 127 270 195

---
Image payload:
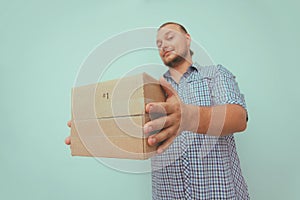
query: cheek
171 41 182 52
176 43 188 54
173 45 183 55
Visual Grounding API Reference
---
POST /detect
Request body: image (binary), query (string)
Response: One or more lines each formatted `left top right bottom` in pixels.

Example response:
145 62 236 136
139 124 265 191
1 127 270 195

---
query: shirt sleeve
211 64 247 110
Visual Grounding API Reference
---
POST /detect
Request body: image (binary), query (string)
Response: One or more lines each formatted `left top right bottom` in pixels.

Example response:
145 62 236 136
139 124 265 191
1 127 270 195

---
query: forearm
185 104 247 136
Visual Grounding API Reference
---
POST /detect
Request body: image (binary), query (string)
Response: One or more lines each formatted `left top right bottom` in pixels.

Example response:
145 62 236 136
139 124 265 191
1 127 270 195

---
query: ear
186 33 191 47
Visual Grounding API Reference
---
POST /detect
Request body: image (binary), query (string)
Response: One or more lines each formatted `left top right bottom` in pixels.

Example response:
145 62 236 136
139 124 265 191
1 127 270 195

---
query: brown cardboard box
70 73 166 159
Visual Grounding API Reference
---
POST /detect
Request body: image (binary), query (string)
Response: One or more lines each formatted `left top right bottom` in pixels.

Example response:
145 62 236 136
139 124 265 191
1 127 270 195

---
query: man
66 22 249 199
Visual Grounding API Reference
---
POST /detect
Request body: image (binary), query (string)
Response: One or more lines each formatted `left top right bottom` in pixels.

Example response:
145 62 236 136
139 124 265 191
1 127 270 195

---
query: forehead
156 24 185 39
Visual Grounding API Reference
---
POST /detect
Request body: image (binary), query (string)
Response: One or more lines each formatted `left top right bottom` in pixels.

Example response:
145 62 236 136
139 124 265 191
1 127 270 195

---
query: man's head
156 22 193 68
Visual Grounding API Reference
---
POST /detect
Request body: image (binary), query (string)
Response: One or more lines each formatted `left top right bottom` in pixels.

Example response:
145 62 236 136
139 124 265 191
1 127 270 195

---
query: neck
169 57 193 83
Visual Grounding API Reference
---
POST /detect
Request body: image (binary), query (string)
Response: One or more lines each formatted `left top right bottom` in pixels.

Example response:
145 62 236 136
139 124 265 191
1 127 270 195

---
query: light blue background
1 0 299 199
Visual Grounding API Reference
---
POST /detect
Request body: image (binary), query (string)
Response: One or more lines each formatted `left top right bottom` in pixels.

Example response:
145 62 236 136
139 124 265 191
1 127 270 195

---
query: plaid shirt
151 64 249 200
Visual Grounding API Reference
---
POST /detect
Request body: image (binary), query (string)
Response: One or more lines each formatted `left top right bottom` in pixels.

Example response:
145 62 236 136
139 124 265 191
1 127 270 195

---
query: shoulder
194 64 235 79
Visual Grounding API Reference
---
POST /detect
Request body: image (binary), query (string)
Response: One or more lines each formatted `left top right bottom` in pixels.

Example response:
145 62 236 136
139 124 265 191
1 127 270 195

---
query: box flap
72 73 165 120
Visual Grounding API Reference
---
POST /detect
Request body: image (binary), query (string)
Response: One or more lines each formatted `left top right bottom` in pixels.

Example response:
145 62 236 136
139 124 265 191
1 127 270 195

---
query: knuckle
164 116 170 127
165 129 173 138
158 130 168 142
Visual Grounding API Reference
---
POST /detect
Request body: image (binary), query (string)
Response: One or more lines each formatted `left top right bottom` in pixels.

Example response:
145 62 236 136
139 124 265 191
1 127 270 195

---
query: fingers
145 78 182 154
146 79 180 115
148 125 177 146
66 120 72 145
145 102 172 114
156 135 176 154
148 127 177 154
144 116 172 135
65 136 71 145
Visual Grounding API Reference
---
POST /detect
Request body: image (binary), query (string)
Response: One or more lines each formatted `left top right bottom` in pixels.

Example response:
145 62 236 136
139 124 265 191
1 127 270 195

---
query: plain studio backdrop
0 0 299 199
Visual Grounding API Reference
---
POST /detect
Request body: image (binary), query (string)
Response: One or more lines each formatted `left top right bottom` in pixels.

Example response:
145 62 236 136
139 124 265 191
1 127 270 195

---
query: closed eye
166 32 175 41
167 35 174 40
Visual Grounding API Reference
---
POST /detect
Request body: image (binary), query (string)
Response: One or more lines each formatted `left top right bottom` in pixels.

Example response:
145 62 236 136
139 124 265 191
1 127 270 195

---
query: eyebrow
164 30 172 36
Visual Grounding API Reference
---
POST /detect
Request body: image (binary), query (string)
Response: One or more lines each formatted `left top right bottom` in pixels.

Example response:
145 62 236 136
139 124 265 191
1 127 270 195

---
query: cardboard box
70 73 166 159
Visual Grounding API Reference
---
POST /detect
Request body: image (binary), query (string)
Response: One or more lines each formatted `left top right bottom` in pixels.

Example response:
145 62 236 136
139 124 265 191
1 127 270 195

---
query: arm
185 103 247 136
144 77 247 154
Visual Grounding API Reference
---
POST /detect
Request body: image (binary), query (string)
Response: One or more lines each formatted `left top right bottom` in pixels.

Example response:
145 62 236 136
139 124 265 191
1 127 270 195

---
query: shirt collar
163 63 199 79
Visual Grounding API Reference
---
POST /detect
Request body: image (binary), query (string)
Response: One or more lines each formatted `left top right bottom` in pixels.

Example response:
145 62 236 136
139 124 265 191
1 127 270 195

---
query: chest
170 76 213 106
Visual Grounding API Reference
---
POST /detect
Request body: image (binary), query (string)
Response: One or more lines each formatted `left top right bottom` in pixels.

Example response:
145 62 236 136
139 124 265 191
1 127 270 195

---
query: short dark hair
159 22 194 56
159 22 188 34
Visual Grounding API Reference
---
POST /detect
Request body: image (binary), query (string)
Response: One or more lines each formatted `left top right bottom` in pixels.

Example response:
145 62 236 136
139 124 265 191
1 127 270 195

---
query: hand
65 120 71 145
144 77 190 154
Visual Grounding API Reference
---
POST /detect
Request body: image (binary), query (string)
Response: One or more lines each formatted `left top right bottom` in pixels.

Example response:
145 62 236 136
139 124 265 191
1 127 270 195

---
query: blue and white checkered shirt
151 64 249 200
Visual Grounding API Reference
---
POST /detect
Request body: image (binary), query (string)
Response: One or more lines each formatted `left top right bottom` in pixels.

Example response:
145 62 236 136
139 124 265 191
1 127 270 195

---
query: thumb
159 77 176 97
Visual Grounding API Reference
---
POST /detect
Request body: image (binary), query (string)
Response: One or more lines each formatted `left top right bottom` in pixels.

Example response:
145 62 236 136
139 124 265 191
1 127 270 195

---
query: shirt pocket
185 78 212 106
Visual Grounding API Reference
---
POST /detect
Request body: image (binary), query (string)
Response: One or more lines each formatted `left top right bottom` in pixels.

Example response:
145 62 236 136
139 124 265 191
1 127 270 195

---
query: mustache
162 49 175 57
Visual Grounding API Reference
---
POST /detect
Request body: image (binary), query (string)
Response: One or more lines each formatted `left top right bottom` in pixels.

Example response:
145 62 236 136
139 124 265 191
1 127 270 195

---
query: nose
160 41 170 52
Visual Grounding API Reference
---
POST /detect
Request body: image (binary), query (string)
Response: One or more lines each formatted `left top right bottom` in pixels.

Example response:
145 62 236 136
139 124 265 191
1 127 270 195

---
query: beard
163 50 188 68
164 54 185 68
